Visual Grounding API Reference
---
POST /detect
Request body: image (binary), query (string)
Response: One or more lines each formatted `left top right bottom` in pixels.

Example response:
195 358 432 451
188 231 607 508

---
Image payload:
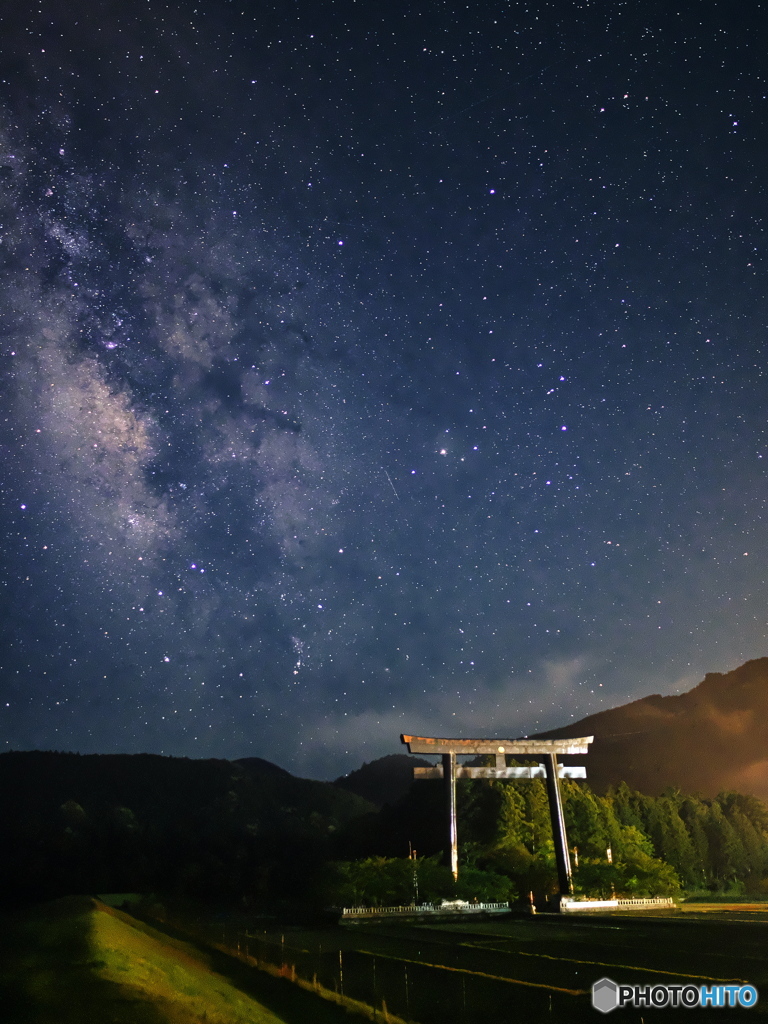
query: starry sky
1 0 767 779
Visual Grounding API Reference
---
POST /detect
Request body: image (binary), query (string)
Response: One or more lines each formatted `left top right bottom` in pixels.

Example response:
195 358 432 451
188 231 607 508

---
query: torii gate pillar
442 752 458 880
544 752 573 898
402 734 593 896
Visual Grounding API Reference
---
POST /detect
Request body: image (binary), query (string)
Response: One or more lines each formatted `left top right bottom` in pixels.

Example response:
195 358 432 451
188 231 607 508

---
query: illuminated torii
401 734 593 898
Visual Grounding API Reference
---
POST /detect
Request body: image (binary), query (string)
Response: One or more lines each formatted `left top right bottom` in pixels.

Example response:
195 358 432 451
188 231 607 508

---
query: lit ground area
677 901 768 922
0 897 363 1024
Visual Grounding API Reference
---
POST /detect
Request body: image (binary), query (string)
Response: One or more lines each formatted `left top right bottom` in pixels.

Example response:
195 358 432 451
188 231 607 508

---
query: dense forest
326 771 768 905
3 751 768 910
465 773 768 897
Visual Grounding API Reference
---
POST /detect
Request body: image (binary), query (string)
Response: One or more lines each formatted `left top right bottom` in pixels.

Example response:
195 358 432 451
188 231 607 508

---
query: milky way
1 1 767 777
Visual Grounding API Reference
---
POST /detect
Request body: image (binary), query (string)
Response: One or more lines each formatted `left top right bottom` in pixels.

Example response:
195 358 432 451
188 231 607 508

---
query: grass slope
0 897 288 1024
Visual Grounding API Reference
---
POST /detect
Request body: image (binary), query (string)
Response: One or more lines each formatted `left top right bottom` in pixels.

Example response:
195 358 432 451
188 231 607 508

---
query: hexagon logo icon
592 977 619 1014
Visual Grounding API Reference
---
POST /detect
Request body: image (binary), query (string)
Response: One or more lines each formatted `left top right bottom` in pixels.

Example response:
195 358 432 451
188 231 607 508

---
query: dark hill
0 750 375 906
538 657 768 800
234 756 292 777
334 754 431 807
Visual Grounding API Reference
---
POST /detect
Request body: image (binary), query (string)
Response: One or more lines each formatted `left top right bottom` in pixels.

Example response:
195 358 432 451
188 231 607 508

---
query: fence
341 901 510 918
615 897 675 908
136 909 591 1023
560 896 675 913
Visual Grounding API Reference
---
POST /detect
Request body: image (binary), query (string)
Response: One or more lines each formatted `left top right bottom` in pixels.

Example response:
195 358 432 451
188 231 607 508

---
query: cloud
292 655 596 776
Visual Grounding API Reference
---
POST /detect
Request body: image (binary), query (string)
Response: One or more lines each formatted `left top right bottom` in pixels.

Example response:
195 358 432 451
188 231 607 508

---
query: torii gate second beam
401 734 593 897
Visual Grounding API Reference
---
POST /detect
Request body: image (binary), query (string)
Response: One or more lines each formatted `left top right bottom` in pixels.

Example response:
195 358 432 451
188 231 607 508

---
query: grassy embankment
0 896 368 1024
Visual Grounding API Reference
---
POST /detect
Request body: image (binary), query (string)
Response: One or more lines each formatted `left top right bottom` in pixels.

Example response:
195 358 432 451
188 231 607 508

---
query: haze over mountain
332 659 768 807
538 658 768 801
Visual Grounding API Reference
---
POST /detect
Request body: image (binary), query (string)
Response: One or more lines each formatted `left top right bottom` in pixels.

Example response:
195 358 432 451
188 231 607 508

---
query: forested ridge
3 750 768 909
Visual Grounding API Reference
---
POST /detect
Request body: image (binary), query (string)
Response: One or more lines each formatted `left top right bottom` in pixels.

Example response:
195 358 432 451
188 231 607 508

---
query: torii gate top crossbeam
401 734 593 756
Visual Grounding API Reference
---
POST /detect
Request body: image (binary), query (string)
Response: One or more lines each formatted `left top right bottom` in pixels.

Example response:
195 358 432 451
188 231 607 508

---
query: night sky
1 1 767 779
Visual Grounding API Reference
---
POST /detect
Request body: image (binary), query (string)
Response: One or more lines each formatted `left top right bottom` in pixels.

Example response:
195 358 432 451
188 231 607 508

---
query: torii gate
401 734 593 898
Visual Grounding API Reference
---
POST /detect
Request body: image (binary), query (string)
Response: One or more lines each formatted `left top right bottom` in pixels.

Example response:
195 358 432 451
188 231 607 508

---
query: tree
644 795 698 886
318 856 515 907
678 796 710 887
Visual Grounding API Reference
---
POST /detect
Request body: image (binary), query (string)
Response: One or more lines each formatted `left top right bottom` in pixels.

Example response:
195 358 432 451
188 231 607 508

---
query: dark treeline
3 751 768 910
0 751 374 909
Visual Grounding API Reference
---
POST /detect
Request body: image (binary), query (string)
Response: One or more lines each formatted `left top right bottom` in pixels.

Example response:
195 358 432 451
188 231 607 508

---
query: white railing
342 897 674 917
341 902 509 917
615 897 674 907
561 896 674 912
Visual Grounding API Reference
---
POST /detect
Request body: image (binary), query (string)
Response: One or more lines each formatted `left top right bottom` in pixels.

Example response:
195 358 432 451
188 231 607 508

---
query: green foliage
457 775 768 898
450 776 716 899
320 856 516 907
0 896 293 1024
320 857 413 907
